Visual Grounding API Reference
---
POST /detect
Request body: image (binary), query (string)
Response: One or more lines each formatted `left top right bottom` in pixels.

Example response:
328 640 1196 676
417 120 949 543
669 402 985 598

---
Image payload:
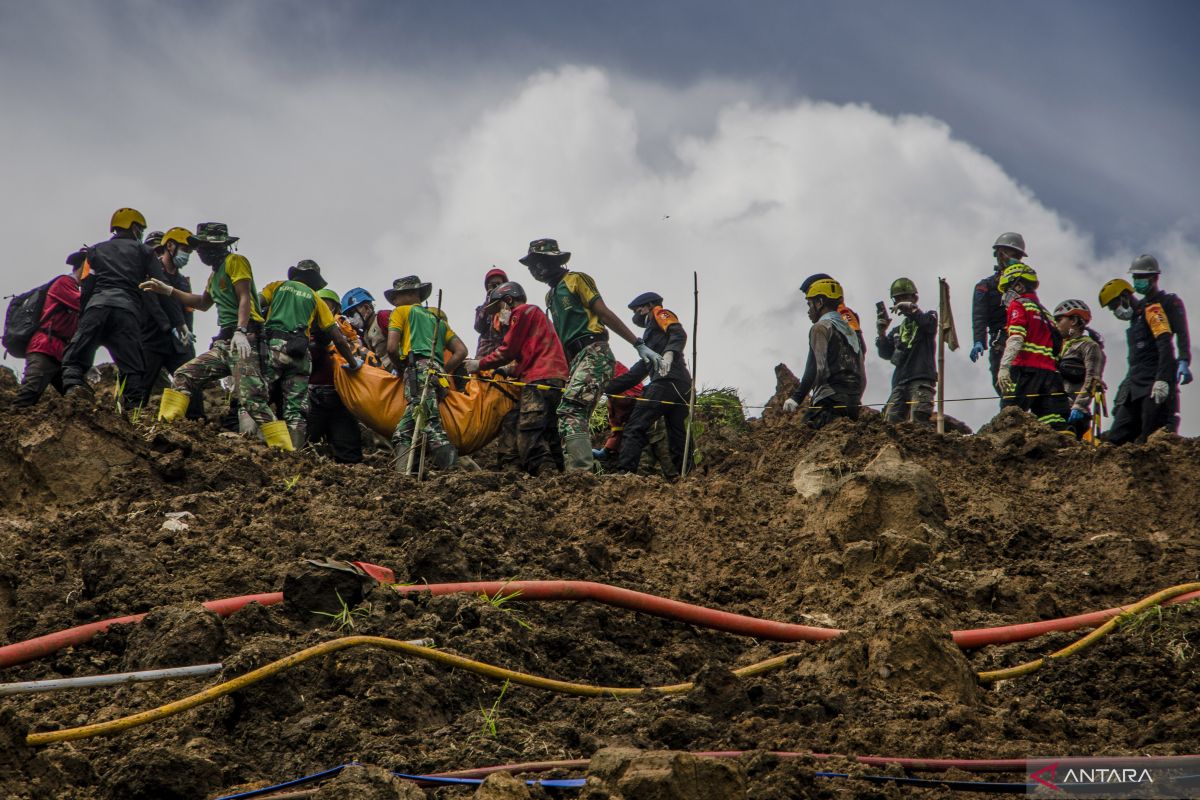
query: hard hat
1098 279 1133 308
144 230 165 250
998 263 1039 292
628 291 664 309
1052 299 1091 323
111 207 147 232
1129 254 1160 276
889 277 918 299
160 227 193 250
805 278 844 302
341 287 374 311
486 281 527 308
993 232 1027 256
316 288 342 311
799 273 832 293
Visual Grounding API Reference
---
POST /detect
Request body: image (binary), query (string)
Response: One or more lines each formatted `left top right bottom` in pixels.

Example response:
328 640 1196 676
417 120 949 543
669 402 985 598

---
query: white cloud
2 34 1196 434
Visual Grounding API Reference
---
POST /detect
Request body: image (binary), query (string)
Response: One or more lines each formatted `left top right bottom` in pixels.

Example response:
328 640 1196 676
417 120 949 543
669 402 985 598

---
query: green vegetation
311 590 370 632
479 678 511 738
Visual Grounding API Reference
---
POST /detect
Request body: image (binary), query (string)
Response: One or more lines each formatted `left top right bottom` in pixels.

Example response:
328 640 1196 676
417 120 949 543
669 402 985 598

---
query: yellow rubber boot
157 388 191 422
260 419 295 451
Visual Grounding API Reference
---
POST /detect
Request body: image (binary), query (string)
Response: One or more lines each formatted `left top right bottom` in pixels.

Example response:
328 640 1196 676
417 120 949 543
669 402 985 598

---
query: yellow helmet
110 207 147 232
805 278 844 302
161 227 193 250
998 263 1038 291
1098 278 1133 308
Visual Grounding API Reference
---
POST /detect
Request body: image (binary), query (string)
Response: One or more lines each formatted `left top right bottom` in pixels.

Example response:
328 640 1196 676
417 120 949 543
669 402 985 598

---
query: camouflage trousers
883 379 935 424
264 335 312 428
392 356 451 451
557 341 616 439
174 334 276 426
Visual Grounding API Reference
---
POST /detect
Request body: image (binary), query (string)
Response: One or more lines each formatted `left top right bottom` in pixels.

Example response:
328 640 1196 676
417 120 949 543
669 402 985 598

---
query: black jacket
877 309 938 386
971 270 1006 348
1120 297 1176 398
84 234 167 315
607 306 691 394
1141 288 1190 367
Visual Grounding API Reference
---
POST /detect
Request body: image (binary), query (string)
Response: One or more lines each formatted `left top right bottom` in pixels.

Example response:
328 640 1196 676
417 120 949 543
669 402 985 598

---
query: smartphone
875 301 887 315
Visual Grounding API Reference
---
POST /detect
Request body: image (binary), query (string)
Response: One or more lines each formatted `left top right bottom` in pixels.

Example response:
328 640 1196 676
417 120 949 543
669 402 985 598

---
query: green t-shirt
206 254 264 329
262 279 336 334
546 271 604 346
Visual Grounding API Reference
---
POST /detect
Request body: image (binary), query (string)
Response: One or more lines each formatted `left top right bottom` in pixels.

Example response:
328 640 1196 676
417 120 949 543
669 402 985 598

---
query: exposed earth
0 365 1197 799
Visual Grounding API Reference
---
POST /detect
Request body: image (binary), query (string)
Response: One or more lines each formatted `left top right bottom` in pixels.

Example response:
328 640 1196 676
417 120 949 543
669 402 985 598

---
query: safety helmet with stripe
486 281 527 308
1052 299 1091 323
998 263 1039 292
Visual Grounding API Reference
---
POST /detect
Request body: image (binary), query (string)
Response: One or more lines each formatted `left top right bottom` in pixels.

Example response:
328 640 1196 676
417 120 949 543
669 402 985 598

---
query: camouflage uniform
557 341 616 440
264 335 312 429
175 334 275 426
393 356 452 453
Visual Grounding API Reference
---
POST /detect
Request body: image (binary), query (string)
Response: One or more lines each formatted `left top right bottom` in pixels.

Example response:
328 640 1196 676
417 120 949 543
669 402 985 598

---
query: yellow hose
977 582 1200 683
26 637 802 746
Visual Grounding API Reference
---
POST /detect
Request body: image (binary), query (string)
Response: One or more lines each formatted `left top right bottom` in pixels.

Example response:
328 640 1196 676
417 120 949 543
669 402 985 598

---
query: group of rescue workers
9 212 1193 477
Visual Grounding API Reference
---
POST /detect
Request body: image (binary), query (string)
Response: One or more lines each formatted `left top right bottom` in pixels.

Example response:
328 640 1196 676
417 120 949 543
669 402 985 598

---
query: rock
474 771 532 799
121 604 225 671
313 764 424 799
100 747 221 800
586 748 746 800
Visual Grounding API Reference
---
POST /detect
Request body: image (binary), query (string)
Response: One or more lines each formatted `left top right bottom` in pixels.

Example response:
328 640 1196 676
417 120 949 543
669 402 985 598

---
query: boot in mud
289 423 307 451
562 433 595 472
431 443 458 470
392 439 416 474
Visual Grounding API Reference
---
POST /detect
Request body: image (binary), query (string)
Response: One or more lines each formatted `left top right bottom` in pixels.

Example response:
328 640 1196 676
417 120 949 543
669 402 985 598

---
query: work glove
173 325 195 347
969 342 985 363
140 278 173 296
658 351 674 378
635 341 665 374
1068 408 1088 425
591 447 608 460
341 356 361 372
1178 360 1193 385
1151 380 1170 404
997 367 1015 396
462 358 481 373
782 398 799 413
231 330 253 360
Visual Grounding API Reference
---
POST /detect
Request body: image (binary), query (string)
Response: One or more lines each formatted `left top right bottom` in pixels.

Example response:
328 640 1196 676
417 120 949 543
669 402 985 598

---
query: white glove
231 330 253 360
140 278 173 296
635 341 664 374
1151 380 1170 404
462 358 481 373
173 325 195 347
782 398 799 413
657 351 674 377
997 367 1015 396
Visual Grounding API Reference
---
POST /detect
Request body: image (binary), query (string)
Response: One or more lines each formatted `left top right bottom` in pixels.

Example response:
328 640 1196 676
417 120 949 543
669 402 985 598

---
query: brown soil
0 371 1197 800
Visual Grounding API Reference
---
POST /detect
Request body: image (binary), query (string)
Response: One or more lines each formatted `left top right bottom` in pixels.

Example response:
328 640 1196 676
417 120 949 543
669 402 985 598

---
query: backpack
2 280 54 358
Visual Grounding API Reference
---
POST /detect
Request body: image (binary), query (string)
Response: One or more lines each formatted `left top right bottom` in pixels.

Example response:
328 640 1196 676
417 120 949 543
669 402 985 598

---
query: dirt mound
0 373 1198 799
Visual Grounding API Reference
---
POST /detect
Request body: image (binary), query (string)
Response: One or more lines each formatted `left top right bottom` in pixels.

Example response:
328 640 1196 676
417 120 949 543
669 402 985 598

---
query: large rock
313 764 424 799
583 748 745 800
474 771 532 800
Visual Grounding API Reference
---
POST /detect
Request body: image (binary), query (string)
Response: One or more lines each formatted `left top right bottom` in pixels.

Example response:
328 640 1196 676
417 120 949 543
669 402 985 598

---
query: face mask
496 306 512 326
1132 277 1153 295
631 312 648 328
1002 288 1020 306
172 249 190 269
1113 303 1134 321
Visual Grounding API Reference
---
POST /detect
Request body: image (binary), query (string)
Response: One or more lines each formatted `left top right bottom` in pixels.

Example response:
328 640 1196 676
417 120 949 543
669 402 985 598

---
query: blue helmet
341 287 374 311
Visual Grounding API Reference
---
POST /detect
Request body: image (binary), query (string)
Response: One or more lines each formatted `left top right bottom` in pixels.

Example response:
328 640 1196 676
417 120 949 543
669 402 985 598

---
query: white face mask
498 306 513 326
1113 304 1134 321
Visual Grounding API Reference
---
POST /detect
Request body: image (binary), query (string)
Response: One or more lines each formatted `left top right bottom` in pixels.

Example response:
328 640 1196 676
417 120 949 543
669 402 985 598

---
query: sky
1 0 1197 433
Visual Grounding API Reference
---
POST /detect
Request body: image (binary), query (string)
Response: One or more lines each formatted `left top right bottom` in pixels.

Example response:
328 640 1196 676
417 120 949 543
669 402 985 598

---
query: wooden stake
681 271 699 477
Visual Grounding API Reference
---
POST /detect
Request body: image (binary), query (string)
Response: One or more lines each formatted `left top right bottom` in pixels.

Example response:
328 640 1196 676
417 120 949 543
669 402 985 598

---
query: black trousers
1000 366 1070 431
803 392 861 429
306 385 363 463
515 381 564 475
142 340 204 418
61 305 147 407
617 380 690 474
1107 382 1178 445
15 352 65 407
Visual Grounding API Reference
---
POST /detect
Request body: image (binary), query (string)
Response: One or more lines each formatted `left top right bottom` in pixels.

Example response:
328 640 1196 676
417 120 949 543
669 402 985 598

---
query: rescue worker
875 277 937 424
141 227 203 418
1053 299 1106 440
140 222 290 448
1099 277 1177 444
260 260 362 449
783 278 865 427
520 237 658 471
1128 254 1191 432
385 275 468 471
995 263 1070 431
474 267 510 358
61 207 168 407
791 273 866 409
307 288 365 463
972 232 1027 397
605 292 693 475
341 287 396 372
15 250 86 407
462 281 568 476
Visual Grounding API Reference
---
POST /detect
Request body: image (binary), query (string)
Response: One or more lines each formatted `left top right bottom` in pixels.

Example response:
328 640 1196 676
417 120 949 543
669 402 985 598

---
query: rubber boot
289 422 307 451
157 388 190 422
261 419 294 451
430 443 458 470
562 433 595 472
393 439 414 473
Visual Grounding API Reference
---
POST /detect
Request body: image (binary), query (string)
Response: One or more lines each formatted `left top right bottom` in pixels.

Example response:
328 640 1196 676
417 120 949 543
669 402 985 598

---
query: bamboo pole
937 277 947 434
681 271 699 477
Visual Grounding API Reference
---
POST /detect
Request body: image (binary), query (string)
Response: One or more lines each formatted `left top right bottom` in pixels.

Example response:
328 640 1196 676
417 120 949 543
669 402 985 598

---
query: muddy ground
0 369 1197 800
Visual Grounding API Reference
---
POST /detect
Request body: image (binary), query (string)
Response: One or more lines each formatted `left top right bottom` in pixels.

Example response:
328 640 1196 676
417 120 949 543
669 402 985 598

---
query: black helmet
628 291 663 310
486 281 527 308
799 273 832 294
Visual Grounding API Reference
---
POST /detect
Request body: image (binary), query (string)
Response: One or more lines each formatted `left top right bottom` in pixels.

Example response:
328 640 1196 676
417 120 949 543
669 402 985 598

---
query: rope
25 637 802 746
977 582 1200 683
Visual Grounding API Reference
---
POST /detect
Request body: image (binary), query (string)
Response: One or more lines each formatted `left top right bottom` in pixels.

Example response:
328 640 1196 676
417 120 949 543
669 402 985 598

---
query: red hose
0 593 283 669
